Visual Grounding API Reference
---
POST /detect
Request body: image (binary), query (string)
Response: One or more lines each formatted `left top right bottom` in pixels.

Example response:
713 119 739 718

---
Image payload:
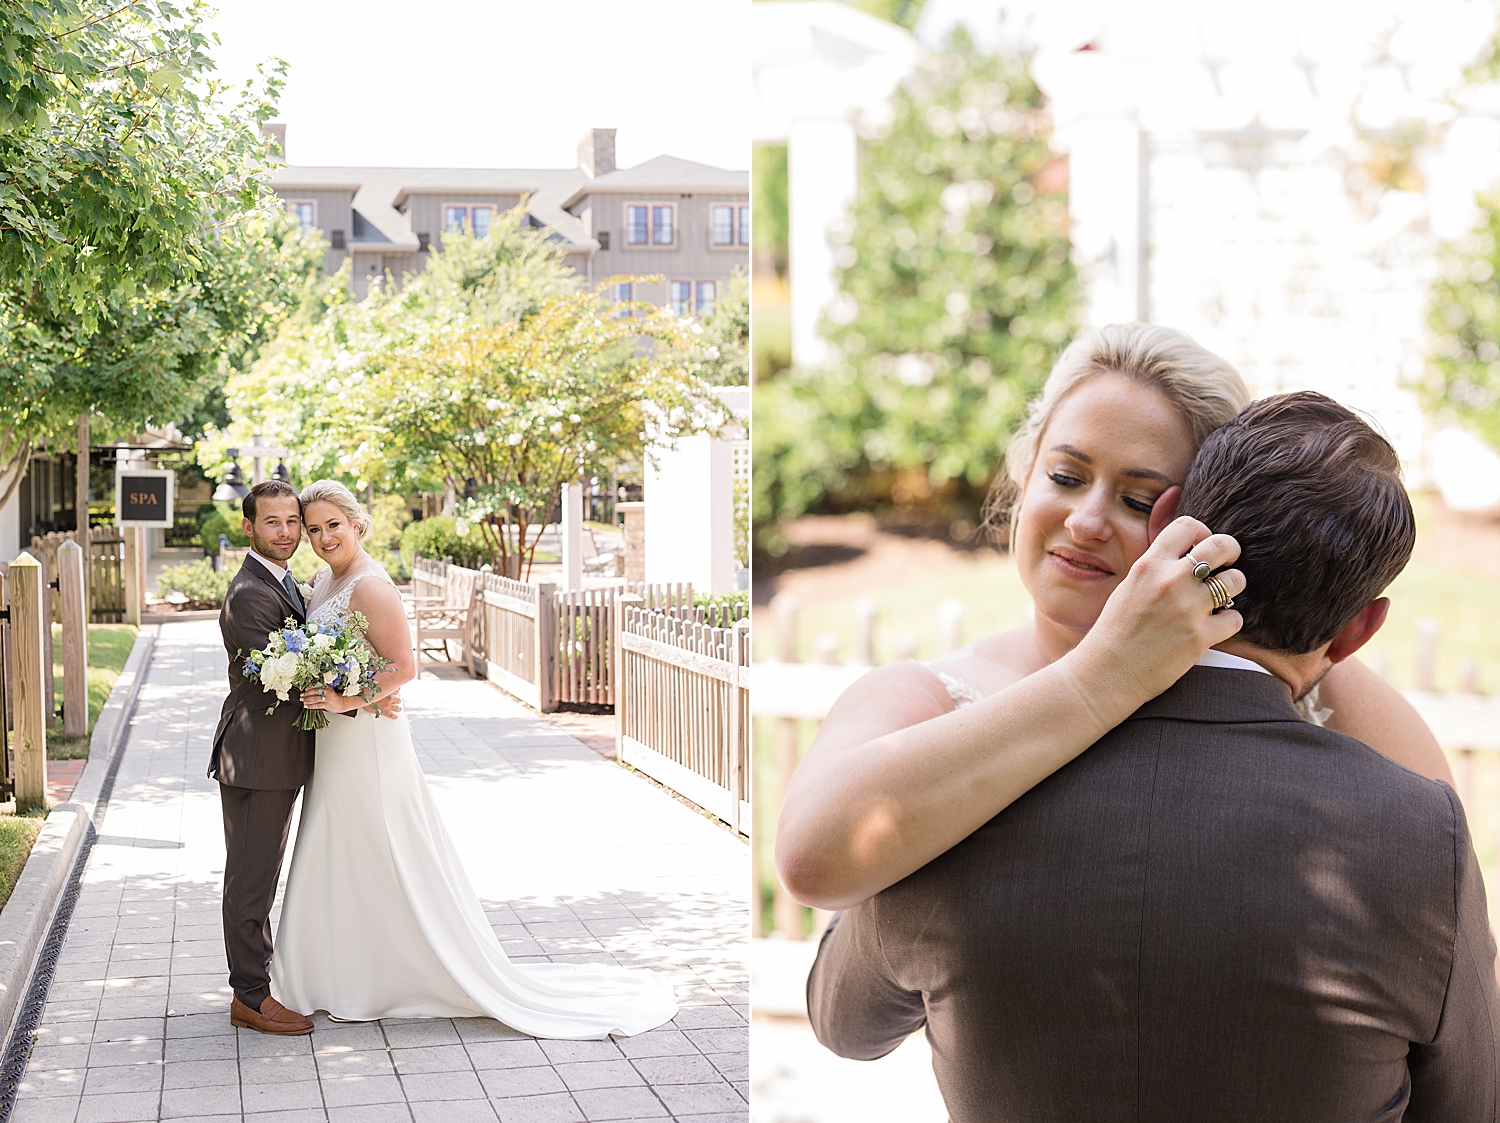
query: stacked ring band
1205 575 1234 610
1187 554 1212 581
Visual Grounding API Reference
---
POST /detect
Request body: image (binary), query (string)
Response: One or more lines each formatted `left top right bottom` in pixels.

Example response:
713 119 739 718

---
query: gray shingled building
265 127 749 309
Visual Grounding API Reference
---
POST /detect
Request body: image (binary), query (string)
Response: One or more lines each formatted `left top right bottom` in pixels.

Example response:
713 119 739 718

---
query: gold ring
1206 575 1234 610
1186 553 1211 581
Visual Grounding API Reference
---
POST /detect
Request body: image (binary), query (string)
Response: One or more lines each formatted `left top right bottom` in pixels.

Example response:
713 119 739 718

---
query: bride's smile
303 500 363 574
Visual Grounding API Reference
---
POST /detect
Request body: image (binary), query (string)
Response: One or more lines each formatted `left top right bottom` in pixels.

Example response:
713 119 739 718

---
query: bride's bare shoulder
923 624 1036 698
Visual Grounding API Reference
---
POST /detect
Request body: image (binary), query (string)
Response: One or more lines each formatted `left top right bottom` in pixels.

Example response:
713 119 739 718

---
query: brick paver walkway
14 620 748 1123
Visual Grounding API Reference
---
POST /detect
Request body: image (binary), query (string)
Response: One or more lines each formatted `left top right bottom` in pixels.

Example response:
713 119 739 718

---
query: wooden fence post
727 617 750 836
535 582 557 713
11 553 48 813
854 597 877 666
1416 616 1439 692
77 415 90 616
122 525 143 626
58 541 88 738
770 591 802 938
614 594 644 763
36 548 55 720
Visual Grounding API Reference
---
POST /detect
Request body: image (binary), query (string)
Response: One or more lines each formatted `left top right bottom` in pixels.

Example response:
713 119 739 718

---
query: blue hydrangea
242 662 256 677
282 628 308 654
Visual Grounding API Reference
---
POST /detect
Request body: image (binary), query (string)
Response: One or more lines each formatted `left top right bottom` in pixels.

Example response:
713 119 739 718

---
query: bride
268 479 677 1038
776 323 1454 912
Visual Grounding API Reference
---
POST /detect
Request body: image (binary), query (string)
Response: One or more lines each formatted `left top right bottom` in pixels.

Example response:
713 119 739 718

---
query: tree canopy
754 29 1079 545
214 207 726 577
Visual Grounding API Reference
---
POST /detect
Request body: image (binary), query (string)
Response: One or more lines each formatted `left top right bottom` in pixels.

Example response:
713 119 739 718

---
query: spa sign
115 467 175 528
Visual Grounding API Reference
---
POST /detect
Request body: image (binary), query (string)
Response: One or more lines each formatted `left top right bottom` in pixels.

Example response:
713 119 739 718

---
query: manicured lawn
0 816 44 912
47 624 138 759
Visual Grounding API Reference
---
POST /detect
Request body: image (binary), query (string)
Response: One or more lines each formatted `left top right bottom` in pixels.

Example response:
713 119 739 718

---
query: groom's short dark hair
1179 392 1415 655
242 479 300 524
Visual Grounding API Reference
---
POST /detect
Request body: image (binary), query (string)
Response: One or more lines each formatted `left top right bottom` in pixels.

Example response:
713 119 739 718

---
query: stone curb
0 624 158 1046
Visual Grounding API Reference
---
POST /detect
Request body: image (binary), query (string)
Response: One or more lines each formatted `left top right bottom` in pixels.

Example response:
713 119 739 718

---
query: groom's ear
1147 486 1183 545
1327 598 1390 664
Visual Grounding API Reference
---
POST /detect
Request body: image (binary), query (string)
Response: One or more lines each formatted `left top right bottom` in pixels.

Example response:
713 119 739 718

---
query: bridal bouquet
241 612 391 730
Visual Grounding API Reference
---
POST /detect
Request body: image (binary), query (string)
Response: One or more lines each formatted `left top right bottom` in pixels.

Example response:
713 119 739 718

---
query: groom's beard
250 529 298 563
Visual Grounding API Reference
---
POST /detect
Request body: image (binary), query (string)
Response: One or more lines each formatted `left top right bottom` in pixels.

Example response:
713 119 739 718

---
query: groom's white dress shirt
247 551 293 585
1195 649 1272 675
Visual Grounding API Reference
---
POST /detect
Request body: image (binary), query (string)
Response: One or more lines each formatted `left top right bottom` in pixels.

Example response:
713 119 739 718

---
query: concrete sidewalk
14 619 748 1123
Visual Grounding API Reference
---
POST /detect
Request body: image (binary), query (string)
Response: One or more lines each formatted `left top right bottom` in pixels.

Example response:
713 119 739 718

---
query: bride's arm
300 579 416 713
1318 656 1454 784
777 518 1246 911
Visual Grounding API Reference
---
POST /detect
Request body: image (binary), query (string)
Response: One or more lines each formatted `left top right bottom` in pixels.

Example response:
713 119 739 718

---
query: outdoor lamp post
273 461 290 483
212 453 250 502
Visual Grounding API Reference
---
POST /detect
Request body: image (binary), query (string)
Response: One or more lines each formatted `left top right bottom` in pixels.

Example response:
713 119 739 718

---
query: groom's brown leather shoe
230 995 314 1035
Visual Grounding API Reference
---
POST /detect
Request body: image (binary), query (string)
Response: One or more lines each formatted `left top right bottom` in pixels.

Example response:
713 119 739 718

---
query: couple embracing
783 324 1500 1119
212 478 676 1039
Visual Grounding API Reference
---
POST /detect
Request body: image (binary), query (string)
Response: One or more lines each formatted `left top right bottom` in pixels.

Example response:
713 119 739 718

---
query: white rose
311 633 335 651
298 582 315 600
259 652 301 697
343 678 362 697
323 670 339 684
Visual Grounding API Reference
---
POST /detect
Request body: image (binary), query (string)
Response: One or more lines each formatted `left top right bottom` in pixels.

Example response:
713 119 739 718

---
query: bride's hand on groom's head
1069 516 1248 706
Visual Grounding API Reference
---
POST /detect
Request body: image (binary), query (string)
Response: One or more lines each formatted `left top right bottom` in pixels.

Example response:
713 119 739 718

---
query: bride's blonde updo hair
984 322 1251 545
299 479 374 538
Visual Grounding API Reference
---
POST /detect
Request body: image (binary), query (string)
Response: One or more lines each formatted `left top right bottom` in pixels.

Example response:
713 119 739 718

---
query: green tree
0 0 291 501
694 270 749 386
219 210 725 577
754 29 1079 543
1426 193 1500 448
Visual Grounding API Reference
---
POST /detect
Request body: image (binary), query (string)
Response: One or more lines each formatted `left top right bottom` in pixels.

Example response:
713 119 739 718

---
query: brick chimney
262 122 286 163
577 128 616 178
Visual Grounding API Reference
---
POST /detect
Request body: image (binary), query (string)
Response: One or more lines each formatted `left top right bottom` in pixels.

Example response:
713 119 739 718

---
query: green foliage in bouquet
1426 193 1500 450
754 29 1080 543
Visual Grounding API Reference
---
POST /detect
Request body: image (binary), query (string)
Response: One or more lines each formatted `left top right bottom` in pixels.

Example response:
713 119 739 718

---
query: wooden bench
413 565 481 667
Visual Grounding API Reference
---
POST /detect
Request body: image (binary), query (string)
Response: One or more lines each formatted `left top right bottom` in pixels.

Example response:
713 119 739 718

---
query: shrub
400 515 490 570
693 590 749 628
155 557 241 608
199 509 249 552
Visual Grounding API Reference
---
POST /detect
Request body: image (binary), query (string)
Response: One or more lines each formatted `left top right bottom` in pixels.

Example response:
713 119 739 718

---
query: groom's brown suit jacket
211 558 315 790
808 666 1500 1123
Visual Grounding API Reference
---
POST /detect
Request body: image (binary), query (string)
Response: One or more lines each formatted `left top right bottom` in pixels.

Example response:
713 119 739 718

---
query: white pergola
752 1 920 368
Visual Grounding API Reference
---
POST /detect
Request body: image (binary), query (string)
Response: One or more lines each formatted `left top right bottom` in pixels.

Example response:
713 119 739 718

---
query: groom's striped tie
281 571 304 613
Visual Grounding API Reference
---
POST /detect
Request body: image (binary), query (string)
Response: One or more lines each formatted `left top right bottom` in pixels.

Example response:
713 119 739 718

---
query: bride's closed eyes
1044 467 1160 516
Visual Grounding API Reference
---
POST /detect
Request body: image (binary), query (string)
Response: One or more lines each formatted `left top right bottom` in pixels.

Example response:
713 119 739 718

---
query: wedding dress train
269 566 678 1039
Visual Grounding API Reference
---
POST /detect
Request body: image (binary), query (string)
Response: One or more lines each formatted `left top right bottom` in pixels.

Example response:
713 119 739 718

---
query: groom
807 393 1500 1119
212 479 318 1035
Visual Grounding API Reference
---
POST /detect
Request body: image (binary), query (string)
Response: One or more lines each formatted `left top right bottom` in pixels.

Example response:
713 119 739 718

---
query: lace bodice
307 563 395 626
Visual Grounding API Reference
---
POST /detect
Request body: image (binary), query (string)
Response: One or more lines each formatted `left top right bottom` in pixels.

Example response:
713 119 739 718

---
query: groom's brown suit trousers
213 560 315 1010
808 666 1500 1122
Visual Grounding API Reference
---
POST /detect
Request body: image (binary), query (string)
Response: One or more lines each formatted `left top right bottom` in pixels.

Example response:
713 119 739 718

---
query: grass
0 816 44 912
47 624 138 759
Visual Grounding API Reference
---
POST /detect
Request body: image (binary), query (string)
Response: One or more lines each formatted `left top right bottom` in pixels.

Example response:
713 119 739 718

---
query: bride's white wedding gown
269 564 678 1038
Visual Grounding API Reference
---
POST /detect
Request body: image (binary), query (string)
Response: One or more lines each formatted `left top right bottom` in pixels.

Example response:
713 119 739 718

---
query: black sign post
115 468 175 528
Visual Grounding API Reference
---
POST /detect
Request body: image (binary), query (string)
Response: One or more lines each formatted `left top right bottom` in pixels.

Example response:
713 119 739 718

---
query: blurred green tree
1426 194 1500 448
754 29 1079 548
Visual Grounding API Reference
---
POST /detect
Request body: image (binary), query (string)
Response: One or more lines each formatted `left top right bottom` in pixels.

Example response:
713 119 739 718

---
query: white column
561 482 583 592
788 116 859 368
1066 114 1147 325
